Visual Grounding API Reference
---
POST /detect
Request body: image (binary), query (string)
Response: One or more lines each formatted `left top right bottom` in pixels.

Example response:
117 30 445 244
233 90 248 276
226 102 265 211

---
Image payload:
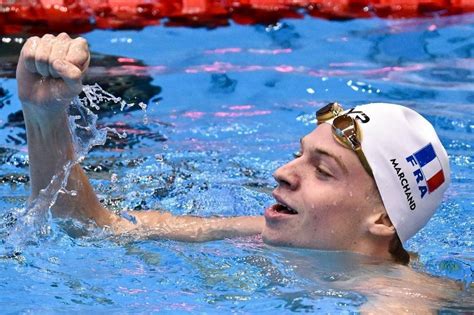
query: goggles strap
354 148 374 177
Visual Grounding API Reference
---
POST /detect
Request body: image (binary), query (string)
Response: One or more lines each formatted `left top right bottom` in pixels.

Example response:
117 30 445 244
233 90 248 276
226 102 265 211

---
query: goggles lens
332 115 361 150
316 102 344 124
316 103 373 176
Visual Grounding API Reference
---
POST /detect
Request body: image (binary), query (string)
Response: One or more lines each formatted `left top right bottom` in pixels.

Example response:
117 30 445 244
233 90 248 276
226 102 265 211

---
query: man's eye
316 166 332 177
293 151 302 158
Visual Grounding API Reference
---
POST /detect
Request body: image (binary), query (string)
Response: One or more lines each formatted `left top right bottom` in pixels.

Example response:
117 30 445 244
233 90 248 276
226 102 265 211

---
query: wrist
22 101 69 128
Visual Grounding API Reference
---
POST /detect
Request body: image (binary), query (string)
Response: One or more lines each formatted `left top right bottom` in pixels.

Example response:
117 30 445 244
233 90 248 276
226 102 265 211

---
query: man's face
262 123 381 250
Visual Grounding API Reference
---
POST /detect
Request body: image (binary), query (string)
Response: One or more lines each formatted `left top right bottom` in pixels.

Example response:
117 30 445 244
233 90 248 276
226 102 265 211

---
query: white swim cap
326 103 450 242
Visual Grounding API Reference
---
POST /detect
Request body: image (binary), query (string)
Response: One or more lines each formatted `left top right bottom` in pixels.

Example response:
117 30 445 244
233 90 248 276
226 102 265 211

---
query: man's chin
261 227 296 247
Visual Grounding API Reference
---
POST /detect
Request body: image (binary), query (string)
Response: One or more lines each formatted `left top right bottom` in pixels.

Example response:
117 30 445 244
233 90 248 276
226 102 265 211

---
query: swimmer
17 33 451 263
18 33 468 313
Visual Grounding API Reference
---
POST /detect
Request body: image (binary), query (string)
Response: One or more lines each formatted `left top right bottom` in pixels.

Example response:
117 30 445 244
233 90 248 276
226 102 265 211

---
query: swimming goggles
316 102 373 177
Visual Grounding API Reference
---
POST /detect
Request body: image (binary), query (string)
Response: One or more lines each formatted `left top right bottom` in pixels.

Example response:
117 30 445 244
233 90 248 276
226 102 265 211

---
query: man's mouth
264 192 299 222
273 202 298 215
264 195 299 222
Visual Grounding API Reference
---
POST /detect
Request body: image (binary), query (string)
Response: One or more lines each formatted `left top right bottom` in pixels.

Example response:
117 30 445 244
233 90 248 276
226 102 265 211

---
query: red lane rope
1 0 474 35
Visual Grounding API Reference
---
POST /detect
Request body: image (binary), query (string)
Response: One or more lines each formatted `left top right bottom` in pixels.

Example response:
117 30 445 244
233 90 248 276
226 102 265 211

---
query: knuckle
41 34 54 41
74 37 87 44
73 37 88 49
58 32 70 40
77 50 88 60
67 47 89 66
22 37 39 54
25 36 40 46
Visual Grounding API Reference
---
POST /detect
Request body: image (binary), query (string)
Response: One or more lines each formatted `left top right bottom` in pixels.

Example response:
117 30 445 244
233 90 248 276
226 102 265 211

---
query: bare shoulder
371 265 461 295
355 264 464 314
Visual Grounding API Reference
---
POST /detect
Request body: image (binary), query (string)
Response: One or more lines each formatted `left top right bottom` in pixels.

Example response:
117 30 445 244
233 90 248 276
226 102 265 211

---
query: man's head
262 103 450 262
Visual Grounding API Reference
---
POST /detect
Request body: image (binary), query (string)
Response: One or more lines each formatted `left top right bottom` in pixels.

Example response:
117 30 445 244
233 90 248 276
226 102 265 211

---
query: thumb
52 59 83 94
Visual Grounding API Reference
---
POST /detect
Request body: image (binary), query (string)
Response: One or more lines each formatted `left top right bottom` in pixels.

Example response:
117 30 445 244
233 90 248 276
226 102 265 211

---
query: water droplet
111 173 118 183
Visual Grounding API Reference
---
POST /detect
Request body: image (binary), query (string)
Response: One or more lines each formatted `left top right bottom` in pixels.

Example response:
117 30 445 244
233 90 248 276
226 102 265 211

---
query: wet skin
263 124 387 252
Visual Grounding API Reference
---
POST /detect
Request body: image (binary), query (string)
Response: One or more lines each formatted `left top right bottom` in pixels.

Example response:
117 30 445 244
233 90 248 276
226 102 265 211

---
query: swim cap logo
406 143 445 199
390 159 416 210
346 108 370 123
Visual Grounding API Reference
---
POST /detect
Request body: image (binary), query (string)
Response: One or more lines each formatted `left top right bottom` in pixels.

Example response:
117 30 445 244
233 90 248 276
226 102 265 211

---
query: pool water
0 13 473 312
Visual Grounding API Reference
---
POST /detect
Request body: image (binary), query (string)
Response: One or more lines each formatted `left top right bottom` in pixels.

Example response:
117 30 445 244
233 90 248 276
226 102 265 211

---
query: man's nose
273 160 300 190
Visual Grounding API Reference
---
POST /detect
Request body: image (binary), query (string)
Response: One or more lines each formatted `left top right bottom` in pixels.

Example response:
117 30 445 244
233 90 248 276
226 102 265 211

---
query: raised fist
16 33 90 111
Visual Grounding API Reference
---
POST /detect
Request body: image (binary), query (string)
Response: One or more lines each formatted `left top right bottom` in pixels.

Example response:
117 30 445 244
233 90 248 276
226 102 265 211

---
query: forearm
22 102 115 225
23 105 74 197
116 211 265 242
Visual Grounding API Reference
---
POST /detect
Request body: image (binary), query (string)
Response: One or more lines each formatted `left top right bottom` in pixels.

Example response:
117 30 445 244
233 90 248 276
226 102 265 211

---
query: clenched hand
16 33 90 111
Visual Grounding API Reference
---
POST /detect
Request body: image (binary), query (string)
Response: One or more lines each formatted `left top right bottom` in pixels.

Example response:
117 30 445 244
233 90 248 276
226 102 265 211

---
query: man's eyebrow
314 147 349 174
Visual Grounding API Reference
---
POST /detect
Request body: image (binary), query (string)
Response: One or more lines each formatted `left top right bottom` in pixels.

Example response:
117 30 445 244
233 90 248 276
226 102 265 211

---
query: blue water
0 14 473 312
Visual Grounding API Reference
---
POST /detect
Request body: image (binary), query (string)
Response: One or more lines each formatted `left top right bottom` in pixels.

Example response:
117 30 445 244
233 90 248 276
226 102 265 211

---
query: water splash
4 84 147 254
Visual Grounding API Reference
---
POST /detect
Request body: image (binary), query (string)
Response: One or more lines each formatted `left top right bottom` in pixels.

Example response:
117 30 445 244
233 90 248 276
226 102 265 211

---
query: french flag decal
413 143 445 193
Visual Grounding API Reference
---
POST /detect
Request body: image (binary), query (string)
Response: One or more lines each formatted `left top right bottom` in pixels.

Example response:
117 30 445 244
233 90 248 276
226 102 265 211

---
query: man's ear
368 212 396 237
